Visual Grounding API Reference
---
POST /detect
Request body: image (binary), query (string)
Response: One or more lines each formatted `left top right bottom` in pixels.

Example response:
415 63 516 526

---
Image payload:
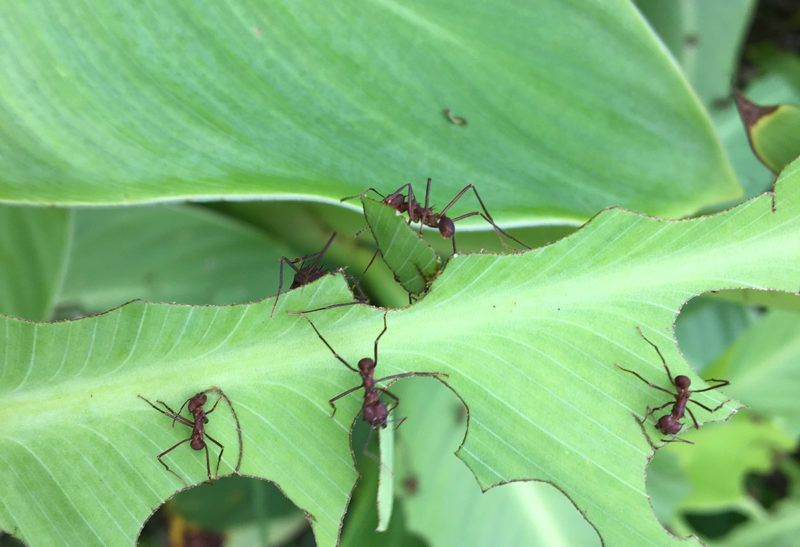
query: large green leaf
1 1 739 220
2 161 798 545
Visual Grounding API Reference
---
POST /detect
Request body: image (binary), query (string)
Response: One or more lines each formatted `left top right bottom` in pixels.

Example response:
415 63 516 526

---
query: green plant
1 1 799 546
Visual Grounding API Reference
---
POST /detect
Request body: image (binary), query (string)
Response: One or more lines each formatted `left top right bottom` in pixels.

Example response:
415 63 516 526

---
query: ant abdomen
656 415 682 435
363 400 389 428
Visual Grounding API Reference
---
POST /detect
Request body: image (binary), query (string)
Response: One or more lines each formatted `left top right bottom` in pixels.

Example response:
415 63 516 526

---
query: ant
291 311 447 429
138 387 242 485
615 327 730 444
270 233 368 317
343 178 530 254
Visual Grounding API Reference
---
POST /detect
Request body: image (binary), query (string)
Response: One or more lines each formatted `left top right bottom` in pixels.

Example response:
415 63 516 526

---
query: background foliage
1 0 799 546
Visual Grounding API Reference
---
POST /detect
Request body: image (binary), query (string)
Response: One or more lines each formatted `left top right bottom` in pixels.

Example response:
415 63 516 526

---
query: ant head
656 414 682 435
384 193 406 211
674 375 691 390
188 393 207 412
358 357 376 374
438 215 455 238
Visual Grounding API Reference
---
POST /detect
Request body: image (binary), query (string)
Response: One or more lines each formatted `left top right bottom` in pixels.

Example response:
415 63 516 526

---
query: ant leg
271 256 303 318
204 387 243 472
635 327 676 387
171 398 193 428
374 371 449 384
687 397 732 413
205 433 225 481
138 395 193 427
291 312 359 372
309 233 336 273
376 388 407 431
156 437 192 486
354 249 379 296
710 398 732 412
662 436 694 445
423 178 432 211
614 364 675 396
440 185 530 250
686 406 701 430
691 379 730 393
204 395 223 415
448 210 528 251
329 385 364 417
341 187 387 203
373 311 389 366
642 401 673 423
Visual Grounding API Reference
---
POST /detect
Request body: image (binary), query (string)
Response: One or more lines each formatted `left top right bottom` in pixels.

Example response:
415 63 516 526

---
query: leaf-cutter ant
292 310 447 429
343 179 530 254
138 387 242 485
615 327 730 444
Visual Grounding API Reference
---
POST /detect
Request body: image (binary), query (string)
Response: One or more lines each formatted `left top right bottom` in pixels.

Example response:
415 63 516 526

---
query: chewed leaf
362 197 441 296
1 160 798 545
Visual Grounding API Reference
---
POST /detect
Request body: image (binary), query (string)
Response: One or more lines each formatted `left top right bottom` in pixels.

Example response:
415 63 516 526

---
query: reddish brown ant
343 179 530 254
291 311 447 429
615 327 730 444
138 387 242 485
270 233 367 317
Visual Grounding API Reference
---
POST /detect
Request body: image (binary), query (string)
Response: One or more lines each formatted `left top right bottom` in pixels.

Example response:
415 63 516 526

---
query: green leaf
2 160 798 545
57 205 293 312
675 297 759 374
634 0 756 107
735 92 800 173
362 197 441 296
715 499 800 547
2 1 739 219
706 309 800 437
0 205 71 320
665 415 794 512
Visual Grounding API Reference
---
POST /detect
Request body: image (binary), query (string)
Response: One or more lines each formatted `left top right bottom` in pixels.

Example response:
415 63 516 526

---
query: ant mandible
292 310 447 429
615 327 730 444
138 387 242 485
343 178 530 254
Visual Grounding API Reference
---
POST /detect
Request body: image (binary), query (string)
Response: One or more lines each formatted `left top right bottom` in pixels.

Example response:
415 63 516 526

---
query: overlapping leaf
1 1 739 220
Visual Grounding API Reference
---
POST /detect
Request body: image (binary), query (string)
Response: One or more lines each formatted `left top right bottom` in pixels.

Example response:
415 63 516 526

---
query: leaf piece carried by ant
362 197 441 297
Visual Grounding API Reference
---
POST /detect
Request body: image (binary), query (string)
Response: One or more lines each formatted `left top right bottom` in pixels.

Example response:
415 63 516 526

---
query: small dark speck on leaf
443 108 468 126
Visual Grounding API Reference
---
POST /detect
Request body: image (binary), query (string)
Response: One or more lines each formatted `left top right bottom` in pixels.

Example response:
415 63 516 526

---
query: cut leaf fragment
735 91 800 172
362 197 441 297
